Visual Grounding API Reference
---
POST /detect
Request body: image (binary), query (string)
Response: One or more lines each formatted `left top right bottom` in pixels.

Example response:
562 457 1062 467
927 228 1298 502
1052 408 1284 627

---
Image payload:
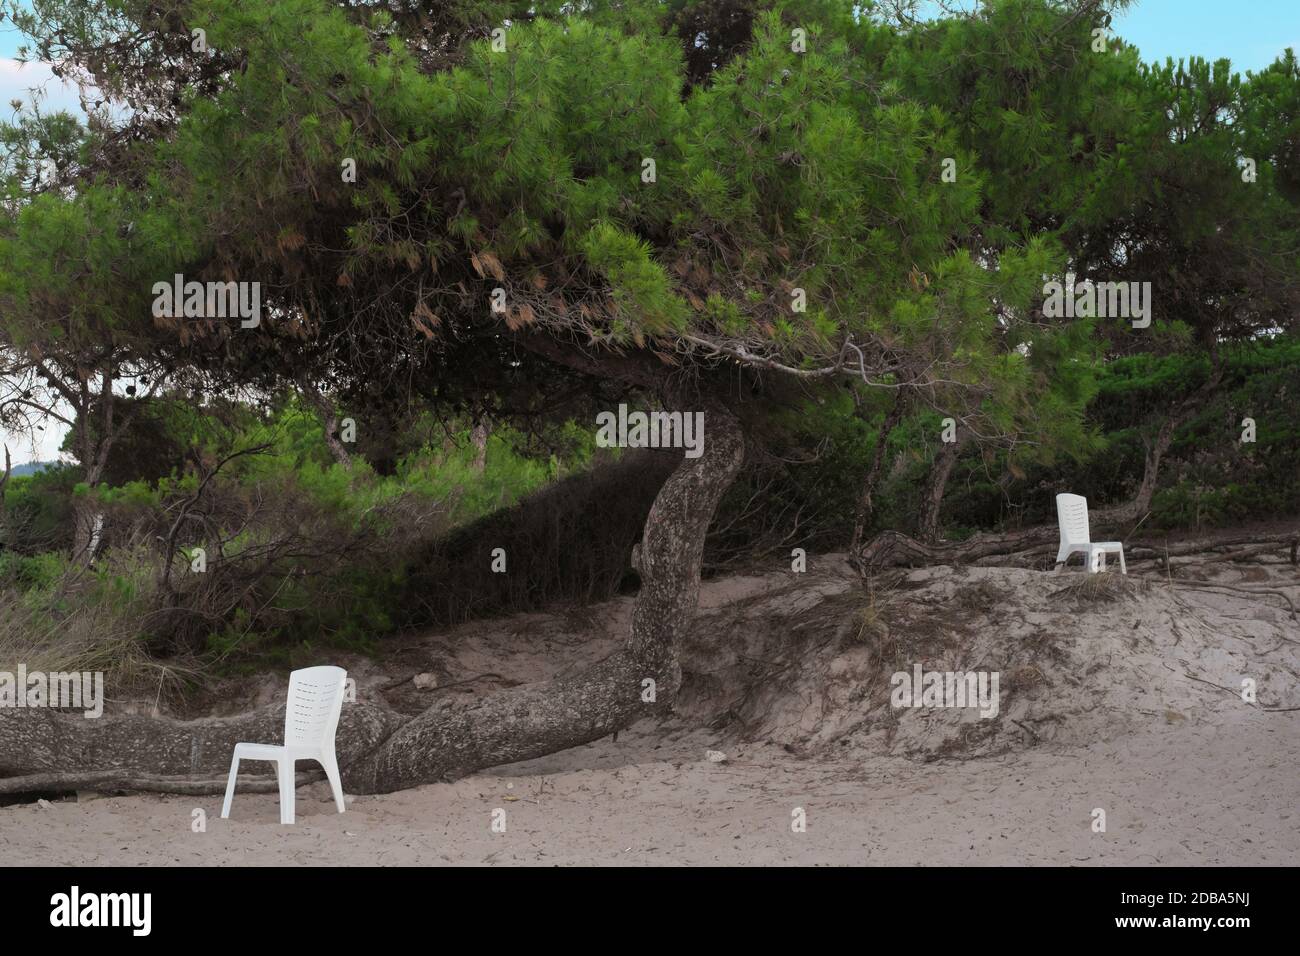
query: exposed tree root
0 769 323 797
856 527 1059 570
856 526 1300 573
1146 578 1299 621
1126 532 1300 565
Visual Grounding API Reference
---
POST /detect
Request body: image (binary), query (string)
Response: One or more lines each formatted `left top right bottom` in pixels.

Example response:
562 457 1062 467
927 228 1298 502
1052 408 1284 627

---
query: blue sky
2 1 1299 65
1113 0 1299 74
1 0 1298 115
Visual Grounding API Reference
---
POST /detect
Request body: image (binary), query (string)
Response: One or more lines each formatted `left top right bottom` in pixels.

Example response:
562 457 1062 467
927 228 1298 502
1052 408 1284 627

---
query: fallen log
0 698 402 786
0 769 324 797
857 527 1059 570
857 527 1300 572
1126 531 1300 563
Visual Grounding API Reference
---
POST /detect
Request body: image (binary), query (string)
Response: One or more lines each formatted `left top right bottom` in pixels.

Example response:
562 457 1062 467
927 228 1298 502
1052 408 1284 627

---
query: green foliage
943 336 1300 530
0 0 1297 686
0 548 68 590
0 463 79 552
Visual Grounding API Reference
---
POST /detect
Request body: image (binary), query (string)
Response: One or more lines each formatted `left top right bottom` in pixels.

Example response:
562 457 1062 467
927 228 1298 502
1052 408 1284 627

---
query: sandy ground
4 714 1296 865
3 555 1298 866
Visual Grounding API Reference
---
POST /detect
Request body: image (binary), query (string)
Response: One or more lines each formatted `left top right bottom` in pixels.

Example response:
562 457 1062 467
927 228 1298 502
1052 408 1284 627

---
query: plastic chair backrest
1056 493 1091 546
284 666 348 750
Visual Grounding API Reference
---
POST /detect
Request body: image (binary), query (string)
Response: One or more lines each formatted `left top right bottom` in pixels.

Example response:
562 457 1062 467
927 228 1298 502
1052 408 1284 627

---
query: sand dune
4 557 1297 865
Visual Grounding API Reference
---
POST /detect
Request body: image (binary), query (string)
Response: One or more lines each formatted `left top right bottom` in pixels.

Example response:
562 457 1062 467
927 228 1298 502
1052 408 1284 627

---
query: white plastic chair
1055 493 1126 574
221 665 348 825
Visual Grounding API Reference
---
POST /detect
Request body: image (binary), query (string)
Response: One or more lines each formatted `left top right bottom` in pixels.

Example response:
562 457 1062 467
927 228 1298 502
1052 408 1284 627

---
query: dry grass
951 578 1009 612
848 575 898 649
1049 570 1148 605
0 552 204 705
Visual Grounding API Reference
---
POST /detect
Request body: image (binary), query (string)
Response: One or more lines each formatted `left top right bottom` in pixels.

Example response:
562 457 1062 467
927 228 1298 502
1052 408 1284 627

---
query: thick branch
0 699 404 781
340 402 746 792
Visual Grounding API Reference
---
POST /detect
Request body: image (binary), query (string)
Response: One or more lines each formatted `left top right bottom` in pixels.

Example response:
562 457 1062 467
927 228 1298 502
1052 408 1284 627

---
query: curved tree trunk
848 394 907 556
0 700 404 788
300 380 353 467
342 404 744 792
0 405 746 796
70 499 105 566
916 431 969 543
1132 416 1176 517
0 444 10 545
1131 360 1224 516
470 420 490 473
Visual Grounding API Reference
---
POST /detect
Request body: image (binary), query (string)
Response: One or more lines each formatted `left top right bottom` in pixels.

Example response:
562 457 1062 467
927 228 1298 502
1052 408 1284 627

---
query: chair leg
278 758 296 825
221 754 240 819
322 755 346 814
1119 548 1127 575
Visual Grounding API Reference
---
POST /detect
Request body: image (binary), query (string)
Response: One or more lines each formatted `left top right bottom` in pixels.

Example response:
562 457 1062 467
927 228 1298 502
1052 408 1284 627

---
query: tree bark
1132 416 1176 517
848 394 907 556
0 404 746 796
0 700 403 784
470 420 489 473
916 430 969 543
340 402 744 792
0 444 9 544
858 526 1061 570
66 368 121 565
1131 362 1224 516
70 499 104 565
300 380 352 467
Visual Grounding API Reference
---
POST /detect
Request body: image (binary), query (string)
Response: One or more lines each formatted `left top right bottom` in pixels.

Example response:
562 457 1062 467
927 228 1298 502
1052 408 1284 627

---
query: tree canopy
0 0 1294 537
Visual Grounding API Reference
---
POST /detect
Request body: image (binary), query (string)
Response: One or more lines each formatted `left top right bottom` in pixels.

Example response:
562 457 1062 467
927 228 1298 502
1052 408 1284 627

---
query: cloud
1 423 70 467
0 58 87 116
0 60 84 464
